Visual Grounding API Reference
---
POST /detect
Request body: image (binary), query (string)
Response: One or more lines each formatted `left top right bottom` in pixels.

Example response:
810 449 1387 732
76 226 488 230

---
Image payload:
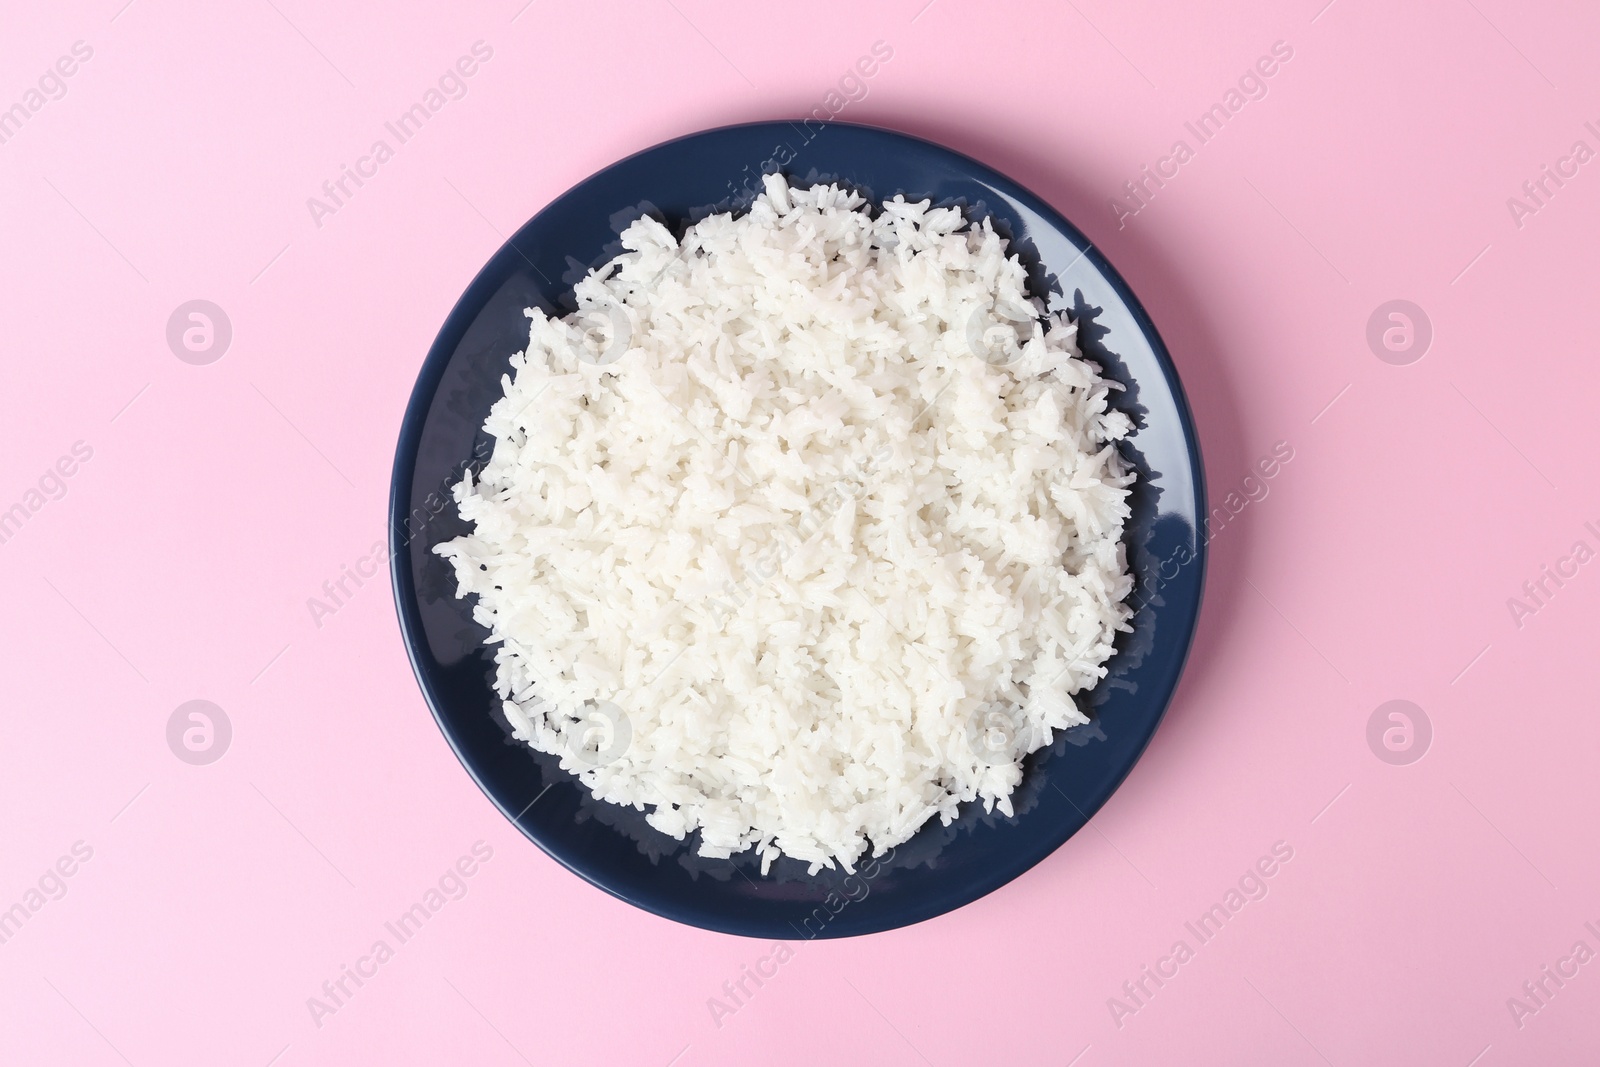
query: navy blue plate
390 121 1205 939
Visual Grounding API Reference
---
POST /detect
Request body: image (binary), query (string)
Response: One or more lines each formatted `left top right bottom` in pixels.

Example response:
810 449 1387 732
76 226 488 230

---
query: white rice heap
436 174 1135 873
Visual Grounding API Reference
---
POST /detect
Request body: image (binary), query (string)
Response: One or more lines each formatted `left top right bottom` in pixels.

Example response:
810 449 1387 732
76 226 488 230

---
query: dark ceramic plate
389 120 1205 939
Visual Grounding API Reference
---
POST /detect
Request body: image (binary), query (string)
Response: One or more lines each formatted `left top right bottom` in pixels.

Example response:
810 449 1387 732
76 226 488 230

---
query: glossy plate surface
390 120 1206 938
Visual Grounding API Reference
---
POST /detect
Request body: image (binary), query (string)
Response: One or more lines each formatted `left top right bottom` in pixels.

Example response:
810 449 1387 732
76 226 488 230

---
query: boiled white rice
436 174 1135 873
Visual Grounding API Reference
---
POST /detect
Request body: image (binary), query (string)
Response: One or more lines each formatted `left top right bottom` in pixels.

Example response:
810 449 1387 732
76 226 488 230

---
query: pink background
4 0 1598 1063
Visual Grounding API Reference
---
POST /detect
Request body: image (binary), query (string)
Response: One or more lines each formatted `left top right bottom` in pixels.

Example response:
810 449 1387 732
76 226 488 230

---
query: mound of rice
436 174 1135 873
